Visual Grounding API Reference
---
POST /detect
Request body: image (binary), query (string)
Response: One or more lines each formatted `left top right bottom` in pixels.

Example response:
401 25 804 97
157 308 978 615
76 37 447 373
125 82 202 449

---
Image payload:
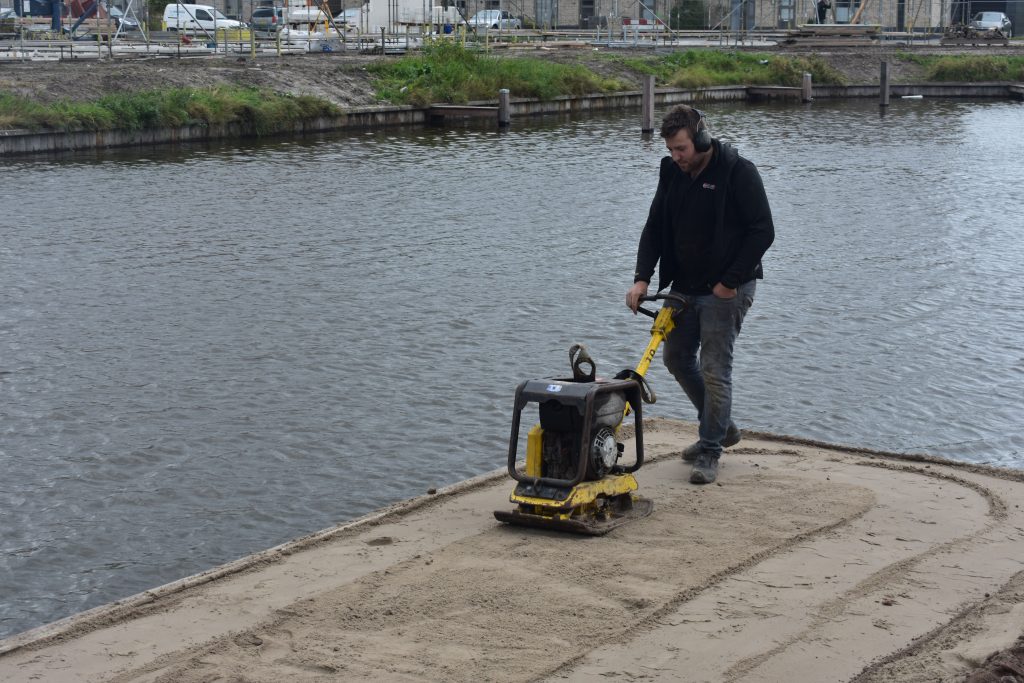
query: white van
163 3 245 31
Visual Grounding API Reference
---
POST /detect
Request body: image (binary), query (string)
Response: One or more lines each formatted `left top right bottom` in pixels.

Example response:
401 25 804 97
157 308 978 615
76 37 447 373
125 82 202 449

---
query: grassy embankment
0 86 340 134
369 45 850 104
1 47 1021 134
368 40 626 105
897 53 1024 81
607 50 850 87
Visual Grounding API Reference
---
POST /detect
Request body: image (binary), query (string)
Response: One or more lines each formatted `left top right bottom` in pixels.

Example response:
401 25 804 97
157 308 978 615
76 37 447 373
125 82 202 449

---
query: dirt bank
2 418 1023 682
0 45 985 108
0 52 382 107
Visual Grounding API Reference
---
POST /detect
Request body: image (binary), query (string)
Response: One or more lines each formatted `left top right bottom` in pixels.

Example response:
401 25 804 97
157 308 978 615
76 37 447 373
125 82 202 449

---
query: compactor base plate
493 495 653 536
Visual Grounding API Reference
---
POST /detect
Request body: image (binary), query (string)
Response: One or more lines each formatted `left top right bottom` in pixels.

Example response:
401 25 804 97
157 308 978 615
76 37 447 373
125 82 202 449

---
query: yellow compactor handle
622 305 676 419
623 294 688 419
634 305 676 379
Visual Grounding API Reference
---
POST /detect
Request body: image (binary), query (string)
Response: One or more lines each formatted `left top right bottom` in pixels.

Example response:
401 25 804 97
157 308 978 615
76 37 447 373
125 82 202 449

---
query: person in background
625 105 775 485
817 0 832 23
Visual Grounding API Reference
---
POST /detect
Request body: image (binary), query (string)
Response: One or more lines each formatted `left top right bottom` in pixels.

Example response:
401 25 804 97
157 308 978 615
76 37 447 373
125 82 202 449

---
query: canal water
1 98 1022 639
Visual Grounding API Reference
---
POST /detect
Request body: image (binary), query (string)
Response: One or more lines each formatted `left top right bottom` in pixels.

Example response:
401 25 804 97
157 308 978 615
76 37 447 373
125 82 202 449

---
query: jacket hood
713 139 740 176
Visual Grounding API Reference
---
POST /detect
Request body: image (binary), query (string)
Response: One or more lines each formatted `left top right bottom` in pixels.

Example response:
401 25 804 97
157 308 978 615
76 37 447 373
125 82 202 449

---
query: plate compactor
494 294 686 535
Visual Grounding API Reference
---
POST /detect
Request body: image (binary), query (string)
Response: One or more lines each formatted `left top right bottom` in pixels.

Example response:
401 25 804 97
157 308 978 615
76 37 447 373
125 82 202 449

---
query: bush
614 50 846 88
671 0 708 29
369 41 627 105
924 55 1024 81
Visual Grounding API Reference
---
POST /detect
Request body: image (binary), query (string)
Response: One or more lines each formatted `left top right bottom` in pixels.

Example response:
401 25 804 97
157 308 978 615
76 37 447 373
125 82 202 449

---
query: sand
2 417 1023 682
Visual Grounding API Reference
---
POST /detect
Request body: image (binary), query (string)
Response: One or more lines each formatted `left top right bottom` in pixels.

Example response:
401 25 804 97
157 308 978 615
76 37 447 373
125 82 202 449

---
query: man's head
661 105 712 176
659 105 705 143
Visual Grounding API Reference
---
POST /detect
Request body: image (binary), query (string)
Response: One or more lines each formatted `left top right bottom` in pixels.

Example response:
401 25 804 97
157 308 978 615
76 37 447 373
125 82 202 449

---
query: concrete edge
736 426 1024 482
2 417 1021 656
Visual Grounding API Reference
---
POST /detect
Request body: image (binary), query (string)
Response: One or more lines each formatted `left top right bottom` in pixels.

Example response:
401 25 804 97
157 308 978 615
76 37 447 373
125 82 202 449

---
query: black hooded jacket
633 140 775 294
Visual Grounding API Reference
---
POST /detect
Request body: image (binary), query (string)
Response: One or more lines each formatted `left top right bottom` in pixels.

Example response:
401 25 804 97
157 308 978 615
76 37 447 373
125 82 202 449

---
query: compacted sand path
2 418 1023 682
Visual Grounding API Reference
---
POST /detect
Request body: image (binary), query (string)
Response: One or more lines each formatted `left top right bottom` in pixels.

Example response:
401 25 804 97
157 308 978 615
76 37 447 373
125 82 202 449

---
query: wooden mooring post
802 72 813 102
880 61 890 107
498 89 510 127
641 74 655 133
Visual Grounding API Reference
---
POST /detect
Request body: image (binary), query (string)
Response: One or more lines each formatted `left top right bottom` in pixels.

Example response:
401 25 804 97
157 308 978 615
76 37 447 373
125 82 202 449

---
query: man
626 105 774 485
817 0 832 23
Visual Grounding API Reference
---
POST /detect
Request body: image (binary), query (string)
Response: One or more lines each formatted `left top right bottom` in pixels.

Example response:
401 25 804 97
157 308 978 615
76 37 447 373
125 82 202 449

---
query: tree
670 0 707 29
149 0 173 29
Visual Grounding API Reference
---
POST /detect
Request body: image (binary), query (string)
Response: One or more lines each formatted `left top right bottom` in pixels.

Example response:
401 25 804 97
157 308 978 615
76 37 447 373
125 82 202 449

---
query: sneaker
689 452 720 485
681 425 742 462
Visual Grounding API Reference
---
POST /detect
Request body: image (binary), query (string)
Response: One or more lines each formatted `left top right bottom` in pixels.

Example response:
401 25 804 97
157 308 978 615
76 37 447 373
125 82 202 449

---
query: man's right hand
626 281 649 313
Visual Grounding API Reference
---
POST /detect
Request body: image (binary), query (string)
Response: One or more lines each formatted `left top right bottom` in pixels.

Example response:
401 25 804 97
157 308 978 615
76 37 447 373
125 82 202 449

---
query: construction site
0 0 1019 59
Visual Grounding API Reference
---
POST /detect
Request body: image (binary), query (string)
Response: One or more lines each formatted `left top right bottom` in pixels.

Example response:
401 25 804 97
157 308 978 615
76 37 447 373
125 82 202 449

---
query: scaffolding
574 0 1020 31
1 0 1018 44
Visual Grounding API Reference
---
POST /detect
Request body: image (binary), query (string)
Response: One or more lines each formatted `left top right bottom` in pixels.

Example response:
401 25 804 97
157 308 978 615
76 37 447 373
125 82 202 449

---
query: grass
0 86 339 133
368 40 628 106
609 50 848 88
897 53 1024 81
3 49 1020 134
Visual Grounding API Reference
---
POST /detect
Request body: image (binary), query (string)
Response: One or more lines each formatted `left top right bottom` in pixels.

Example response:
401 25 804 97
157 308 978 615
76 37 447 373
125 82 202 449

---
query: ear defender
692 109 712 153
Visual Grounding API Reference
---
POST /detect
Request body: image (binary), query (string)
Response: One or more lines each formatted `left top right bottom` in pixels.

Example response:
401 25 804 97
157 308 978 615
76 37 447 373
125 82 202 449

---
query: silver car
250 6 283 33
467 9 520 30
969 11 1012 38
109 6 141 31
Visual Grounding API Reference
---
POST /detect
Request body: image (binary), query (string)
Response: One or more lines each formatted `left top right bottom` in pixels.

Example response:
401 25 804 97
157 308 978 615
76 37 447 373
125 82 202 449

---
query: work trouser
662 280 756 455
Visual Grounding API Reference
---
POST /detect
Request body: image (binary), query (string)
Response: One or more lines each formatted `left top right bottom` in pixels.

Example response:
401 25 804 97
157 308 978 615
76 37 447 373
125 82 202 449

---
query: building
514 0 1018 30
155 0 1018 31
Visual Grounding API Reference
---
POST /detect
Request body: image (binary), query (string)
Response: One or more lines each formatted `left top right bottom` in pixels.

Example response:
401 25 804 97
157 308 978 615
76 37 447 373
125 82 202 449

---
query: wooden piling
641 74 655 133
498 89 511 127
880 61 890 107
802 72 813 102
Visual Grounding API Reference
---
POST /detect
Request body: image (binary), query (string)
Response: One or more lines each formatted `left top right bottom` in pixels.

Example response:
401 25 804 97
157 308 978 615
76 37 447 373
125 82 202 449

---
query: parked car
108 5 140 30
332 7 359 27
0 5 15 34
969 11 1012 38
163 3 246 31
250 5 283 32
467 9 520 29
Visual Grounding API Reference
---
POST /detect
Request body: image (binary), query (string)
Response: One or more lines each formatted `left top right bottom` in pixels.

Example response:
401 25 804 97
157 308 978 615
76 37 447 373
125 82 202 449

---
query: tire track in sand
102 434 878 682
546 446 1024 683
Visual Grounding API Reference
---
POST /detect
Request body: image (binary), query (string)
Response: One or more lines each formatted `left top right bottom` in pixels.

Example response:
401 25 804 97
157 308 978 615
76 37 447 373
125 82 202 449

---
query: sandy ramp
2 418 1024 682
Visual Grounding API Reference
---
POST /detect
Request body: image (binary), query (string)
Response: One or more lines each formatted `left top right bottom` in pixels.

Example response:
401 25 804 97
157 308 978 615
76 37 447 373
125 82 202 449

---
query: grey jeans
662 280 756 455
